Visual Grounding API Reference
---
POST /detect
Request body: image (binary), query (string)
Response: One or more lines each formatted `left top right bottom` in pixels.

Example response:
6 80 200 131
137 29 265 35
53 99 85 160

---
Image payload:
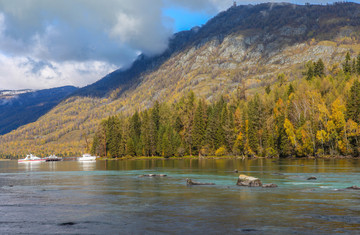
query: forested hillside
91 54 360 158
2 2 360 157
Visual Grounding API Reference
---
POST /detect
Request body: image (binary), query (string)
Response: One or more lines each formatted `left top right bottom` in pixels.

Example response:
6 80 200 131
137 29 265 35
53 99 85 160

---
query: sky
0 0 335 90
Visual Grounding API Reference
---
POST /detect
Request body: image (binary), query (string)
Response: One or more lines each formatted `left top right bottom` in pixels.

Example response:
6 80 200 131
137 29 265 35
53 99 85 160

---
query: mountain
1 2 360 157
0 86 77 135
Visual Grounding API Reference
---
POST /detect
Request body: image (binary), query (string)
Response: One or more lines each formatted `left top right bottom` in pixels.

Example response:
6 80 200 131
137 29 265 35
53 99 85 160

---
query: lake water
0 158 359 234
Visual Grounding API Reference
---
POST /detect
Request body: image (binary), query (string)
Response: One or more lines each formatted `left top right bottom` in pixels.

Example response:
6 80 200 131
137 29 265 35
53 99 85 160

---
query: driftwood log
346 185 360 190
186 178 215 186
236 174 262 187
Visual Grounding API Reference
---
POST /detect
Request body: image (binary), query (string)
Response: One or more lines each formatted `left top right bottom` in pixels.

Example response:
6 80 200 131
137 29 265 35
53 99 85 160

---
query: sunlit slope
2 2 360 157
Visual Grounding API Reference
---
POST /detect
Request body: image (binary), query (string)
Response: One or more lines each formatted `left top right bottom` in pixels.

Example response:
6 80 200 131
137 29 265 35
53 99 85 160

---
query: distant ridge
0 86 77 135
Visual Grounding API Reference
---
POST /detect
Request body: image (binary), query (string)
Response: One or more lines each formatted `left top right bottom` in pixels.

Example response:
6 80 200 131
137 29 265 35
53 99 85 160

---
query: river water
0 158 359 234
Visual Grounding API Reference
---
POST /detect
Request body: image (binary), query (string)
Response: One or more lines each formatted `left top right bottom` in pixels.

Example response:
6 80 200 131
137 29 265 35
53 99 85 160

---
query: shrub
215 146 227 156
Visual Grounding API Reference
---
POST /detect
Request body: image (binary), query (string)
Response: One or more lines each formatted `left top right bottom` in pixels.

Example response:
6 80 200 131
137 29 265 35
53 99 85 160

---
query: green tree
343 52 352 74
305 61 314 80
247 94 264 154
314 59 325 77
192 100 207 155
346 80 360 123
356 54 360 74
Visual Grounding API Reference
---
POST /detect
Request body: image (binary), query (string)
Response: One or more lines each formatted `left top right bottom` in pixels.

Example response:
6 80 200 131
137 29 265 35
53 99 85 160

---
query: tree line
91 53 360 158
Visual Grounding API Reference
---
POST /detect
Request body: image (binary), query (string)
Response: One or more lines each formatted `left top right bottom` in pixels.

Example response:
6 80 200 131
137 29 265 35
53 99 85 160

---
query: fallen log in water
186 178 215 186
346 185 360 190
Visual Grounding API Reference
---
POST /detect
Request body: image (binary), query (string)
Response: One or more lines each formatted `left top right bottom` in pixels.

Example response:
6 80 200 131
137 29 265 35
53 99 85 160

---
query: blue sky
164 7 211 32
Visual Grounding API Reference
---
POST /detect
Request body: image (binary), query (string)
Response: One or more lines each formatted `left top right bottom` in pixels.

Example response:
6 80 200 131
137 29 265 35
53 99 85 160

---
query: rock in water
262 183 278 188
346 185 360 190
307 176 317 180
236 174 262 187
186 178 215 186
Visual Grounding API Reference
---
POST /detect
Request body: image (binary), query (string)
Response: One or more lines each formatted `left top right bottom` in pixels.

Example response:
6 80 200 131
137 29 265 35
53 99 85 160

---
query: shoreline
2 155 358 161
97 155 359 161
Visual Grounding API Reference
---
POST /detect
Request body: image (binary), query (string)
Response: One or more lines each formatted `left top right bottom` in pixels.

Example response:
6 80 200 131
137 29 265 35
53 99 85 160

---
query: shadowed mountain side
0 86 78 135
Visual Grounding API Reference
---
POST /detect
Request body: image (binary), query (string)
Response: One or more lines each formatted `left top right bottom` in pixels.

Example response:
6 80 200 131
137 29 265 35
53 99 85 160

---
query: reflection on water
78 161 97 171
18 161 43 171
0 158 359 234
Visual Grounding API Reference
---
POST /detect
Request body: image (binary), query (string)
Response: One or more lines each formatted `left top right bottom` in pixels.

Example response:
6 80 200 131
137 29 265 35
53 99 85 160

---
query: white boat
18 154 46 163
78 154 97 161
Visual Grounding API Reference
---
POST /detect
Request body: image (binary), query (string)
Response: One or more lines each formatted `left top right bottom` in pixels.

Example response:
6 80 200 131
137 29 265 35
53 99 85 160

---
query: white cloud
0 54 116 90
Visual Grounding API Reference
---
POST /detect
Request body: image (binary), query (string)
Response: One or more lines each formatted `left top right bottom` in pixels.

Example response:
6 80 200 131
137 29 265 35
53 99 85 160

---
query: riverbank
97 155 358 161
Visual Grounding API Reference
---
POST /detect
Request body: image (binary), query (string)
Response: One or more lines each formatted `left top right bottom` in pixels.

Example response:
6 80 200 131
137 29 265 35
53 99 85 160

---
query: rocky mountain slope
2 2 360 157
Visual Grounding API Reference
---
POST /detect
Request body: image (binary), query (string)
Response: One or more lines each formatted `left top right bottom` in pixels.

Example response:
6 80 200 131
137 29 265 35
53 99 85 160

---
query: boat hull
18 159 46 163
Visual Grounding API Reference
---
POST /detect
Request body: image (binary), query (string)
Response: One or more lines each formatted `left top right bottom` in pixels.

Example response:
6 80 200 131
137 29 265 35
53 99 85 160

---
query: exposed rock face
262 183 278 188
186 178 215 186
236 174 262 187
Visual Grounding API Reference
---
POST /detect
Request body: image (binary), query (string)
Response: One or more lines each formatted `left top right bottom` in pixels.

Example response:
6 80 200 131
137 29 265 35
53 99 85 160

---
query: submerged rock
346 185 360 190
139 174 167 177
307 176 317 180
236 174 262 187
186 178 215 186
59 222 76 226
262 183 278 188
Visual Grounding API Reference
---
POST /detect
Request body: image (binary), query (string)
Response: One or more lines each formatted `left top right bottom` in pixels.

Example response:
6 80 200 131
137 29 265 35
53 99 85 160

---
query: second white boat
78 154 97 161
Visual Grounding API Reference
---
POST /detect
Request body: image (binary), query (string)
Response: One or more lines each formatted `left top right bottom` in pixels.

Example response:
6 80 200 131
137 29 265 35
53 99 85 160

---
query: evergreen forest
91 53 360 158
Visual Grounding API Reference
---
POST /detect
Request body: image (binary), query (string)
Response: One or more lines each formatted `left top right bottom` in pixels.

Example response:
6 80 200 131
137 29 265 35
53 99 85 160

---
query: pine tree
126 138 136 156
346 80 360 123
274 98 293 157
352 58 357 74
223 106 236 152
106 116 122 158
129 111 142 156
181 91 196 156
356 54 360 74
247 94 264 154
343 52 352 74
205 107 218 151
314 59 325 77
305 61 314 80
192 100 207 155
